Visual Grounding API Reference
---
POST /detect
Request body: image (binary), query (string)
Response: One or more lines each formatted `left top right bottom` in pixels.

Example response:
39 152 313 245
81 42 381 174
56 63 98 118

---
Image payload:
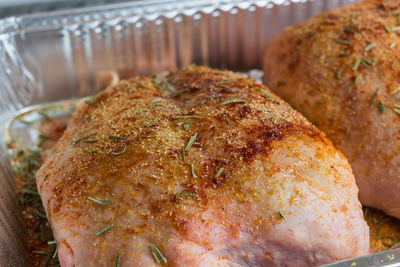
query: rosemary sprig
220 98 246 106
108 135 128 141
88 197 112 205
150 244 167 264
96 224 114 237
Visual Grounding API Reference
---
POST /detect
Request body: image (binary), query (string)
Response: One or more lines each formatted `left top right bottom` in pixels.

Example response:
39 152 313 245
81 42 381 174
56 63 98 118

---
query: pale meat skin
36 66 369 266
264 0 400 218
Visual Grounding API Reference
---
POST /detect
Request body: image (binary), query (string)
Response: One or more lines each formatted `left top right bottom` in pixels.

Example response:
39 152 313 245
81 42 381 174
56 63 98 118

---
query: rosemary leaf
337 68 343 80
363 57 375 66
191 163 197 178
370 89 379 106
171 116 200 120
378 102 385 114
364 43 376 51
96 224 114 237
177 193 194 198
390 42 396 48
88 197 112 206
215 167 224 178
278 211 286 221
73 133 95 144
352 58 361 71
116 253 121 267
108 135 128 141
391 86 400 95
112 145 127 156
220 98 246 106
145 120 158 128
150 244 167 264
337 39 352 46
184 133 197 152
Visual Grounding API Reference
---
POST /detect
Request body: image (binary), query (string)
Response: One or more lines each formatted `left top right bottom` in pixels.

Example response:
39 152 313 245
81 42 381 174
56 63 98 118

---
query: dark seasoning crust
36 66 326 265
264 0 400 252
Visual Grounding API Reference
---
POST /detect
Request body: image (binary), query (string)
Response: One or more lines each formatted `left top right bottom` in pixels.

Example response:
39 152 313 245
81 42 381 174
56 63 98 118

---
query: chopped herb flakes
150 244 167 264
96 224 114 237
352 58 361 71
112 144 127 155
390 42 396 48
109 135 128 141
364 43 376 51
221 98 246 106
278 211 286 221
393 108 400 115
378 102 385 114
88 197 112 205
339 51 349 57
215 167 224 178
384 25 391 33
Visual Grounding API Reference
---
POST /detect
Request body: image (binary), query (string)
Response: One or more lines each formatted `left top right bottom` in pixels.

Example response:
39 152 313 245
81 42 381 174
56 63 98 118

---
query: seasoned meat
36 66 369 266
264 0 400 219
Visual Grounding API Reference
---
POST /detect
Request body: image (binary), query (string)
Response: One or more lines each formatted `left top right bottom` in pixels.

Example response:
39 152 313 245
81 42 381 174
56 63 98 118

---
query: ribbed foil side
0 0 362 266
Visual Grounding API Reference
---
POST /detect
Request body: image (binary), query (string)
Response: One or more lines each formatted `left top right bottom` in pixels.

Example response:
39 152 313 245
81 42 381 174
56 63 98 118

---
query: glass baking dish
1 0 400 266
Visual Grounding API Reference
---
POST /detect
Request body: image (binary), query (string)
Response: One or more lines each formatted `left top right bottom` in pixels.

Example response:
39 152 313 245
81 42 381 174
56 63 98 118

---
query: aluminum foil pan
3 0 399 266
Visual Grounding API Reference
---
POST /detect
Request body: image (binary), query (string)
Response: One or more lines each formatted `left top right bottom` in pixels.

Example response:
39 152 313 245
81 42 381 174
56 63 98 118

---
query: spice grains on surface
36 66 368 266
265 0 400 219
